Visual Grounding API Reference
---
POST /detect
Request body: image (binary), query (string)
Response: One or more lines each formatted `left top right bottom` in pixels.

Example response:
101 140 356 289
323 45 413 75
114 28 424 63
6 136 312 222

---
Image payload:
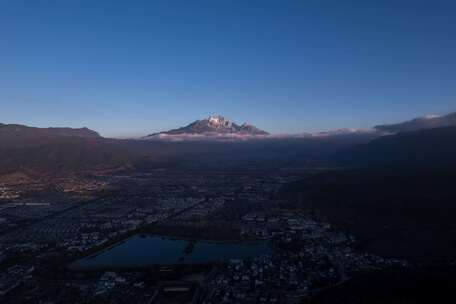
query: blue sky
1 0 455 137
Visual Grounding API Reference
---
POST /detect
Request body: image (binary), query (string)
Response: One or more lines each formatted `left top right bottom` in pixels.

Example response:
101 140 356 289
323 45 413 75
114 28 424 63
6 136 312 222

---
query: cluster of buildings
0 186 20 200
0 168 409 303
201 211 407 303
174 198 225 221
0 176 107 201
0 264 34 296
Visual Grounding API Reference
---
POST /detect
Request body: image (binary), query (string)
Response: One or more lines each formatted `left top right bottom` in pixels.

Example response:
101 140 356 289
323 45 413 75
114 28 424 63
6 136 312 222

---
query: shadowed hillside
338 126 456 168
0 122 374 177
281 168 456 261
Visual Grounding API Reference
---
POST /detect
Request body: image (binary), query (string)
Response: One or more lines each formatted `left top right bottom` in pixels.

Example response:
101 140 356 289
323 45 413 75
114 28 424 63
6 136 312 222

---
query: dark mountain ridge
282 126 456 262
0 123 101 139
0 123 137 176
338 126 456 168
375 112 456 133
0 120 374 177
3 117 455 178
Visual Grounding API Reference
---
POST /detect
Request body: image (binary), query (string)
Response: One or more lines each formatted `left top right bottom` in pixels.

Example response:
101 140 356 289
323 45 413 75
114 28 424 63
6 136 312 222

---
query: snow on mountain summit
143 115 270 139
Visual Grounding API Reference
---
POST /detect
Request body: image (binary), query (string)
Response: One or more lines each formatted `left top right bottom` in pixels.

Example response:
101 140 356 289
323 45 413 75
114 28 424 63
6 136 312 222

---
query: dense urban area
0 168 408 303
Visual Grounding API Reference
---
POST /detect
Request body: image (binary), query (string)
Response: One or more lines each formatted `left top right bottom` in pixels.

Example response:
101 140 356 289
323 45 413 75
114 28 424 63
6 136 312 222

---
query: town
0 168 407 303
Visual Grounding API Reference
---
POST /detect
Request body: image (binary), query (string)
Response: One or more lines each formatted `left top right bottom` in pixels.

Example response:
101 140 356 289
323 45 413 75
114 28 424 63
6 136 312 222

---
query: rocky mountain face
144 115 269 138
375 112 456 133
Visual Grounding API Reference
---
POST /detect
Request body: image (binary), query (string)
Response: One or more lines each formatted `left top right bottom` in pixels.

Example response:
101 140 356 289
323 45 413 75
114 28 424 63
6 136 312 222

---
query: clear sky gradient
1 0 455 137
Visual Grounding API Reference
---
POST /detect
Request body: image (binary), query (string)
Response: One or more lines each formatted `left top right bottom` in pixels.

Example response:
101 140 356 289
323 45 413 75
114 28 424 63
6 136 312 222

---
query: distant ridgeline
2 111 456 178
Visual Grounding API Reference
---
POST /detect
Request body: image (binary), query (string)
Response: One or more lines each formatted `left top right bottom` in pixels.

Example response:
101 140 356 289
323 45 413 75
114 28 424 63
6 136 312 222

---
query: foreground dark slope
281 126 456 262
282 169 456 260
339 126 456 168
306 266 456 304
283 126 456 303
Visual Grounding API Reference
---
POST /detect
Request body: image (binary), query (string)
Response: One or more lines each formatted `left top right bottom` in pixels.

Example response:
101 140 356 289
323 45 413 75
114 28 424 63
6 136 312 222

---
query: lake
72 235 270 270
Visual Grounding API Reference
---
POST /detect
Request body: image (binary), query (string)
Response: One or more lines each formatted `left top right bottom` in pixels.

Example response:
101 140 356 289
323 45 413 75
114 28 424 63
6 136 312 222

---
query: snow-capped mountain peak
143 115 270 139
207 115 233 128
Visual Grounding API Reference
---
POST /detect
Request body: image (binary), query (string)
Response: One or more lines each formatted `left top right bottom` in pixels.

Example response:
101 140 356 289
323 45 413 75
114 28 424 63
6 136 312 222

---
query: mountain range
1 111 456 178
375 112 456 133
144 111 456 140
143 115 269 139
0 123 101 139
0 123 135 176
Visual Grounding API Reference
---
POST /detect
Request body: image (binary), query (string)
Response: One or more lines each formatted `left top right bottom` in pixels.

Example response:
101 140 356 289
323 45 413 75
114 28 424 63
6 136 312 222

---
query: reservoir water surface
73 235 270 270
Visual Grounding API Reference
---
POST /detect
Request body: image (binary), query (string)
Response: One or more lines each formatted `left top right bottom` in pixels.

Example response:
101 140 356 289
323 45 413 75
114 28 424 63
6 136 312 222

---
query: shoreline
68 233 270 271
